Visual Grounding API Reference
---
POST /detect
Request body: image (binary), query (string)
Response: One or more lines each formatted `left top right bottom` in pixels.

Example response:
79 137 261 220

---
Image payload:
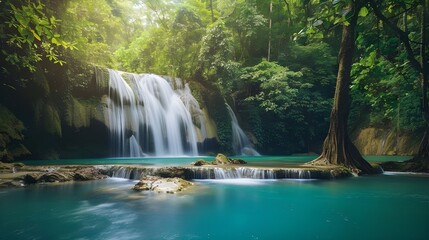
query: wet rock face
21 166 108 185
133 176 193 194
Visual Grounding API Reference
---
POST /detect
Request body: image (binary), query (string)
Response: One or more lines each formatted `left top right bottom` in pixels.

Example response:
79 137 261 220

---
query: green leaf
31 29 41 41
51 37 57 44
358 6 369 17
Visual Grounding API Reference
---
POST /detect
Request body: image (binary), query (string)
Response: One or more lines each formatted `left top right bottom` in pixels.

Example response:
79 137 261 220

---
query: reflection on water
0 174 428 240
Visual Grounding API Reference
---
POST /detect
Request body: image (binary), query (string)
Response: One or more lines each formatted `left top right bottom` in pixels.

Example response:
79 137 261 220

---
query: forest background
0 0 427 161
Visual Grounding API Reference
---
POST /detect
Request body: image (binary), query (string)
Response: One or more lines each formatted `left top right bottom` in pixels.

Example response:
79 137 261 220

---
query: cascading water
103 69 206 157
226 104 260 156
108 166 314 180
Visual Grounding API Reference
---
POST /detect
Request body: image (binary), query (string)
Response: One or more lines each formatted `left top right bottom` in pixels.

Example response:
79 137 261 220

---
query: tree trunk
209 0 215 23
283 0 293 28
267 1 272 61
416 0 429 160
308 1 376 174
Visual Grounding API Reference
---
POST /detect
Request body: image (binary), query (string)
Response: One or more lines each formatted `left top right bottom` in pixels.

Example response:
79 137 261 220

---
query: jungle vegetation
0 0 428 172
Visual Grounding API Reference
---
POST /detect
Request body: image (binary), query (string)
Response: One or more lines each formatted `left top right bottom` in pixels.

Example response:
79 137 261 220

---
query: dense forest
0 0 428 170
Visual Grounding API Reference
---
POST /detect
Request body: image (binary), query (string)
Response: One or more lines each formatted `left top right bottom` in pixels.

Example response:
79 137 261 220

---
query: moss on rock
0 105 30 161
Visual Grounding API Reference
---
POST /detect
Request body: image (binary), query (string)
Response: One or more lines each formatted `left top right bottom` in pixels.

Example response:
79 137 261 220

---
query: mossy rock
213 153 230 165
193 159 212 166
211 153 247 165
0 105 30 161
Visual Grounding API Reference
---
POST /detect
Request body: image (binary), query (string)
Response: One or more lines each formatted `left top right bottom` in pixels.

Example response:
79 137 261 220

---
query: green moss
65 97 104 128
33 67 50 97
0 105 30 161
188 79 232 153
34 101 62 137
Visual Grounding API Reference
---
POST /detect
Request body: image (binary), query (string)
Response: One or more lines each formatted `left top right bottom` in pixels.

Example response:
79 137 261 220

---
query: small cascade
108 166 314 180
226 104 260 156
102 69 207 157
188 167 312 179
109 166 155 180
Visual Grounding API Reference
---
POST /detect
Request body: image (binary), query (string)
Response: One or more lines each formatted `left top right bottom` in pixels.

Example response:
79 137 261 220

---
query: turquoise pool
1 172 428 240
21 155 411 166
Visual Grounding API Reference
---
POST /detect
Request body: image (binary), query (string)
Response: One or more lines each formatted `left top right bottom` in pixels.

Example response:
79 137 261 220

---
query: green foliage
237 59 332 154
349 0 425 132
0 0 75 72
199 21 240 93
60 0 124 67
0 0 426 158
224 1 267 60
114 27 169 74
240 60 302 113
351 50 423 131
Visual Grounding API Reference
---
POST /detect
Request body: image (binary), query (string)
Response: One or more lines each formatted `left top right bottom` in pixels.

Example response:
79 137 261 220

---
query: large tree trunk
308 1 376 174
416 0 429 161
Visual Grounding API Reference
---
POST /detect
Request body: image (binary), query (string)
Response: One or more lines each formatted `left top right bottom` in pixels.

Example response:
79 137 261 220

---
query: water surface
21 155 411 166
1 173 428 240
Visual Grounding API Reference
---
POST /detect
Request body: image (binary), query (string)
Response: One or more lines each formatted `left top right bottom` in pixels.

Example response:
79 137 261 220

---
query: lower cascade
108 166 313 180
189 167 310 179
100 69 207 157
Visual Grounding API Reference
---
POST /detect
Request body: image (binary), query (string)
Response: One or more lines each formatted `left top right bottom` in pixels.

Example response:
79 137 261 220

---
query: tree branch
369 0 422 73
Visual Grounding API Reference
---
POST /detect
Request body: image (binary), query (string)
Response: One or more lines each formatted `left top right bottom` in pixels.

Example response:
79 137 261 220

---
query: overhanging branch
369 0 423 73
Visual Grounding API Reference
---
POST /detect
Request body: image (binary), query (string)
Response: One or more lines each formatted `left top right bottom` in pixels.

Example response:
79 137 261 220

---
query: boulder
39 172 73 182
212 153 230 165
23 173 41 184
193 159 212 166
211 153 247 165
230 159 247 164
133 176 193 194
155 167 186 178
73 167 107 181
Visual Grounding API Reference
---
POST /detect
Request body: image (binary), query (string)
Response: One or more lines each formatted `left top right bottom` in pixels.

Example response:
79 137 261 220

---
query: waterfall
103 69 206 157
226 104 260 156
189 167 311 179
108 166 314 180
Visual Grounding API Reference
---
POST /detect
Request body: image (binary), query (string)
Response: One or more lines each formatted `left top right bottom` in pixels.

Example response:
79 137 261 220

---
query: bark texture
416 0 429 160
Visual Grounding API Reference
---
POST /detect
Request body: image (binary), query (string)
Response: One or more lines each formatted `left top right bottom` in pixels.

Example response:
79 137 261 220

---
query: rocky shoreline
6 153 416 191
0 162 109 188
1 162 354 190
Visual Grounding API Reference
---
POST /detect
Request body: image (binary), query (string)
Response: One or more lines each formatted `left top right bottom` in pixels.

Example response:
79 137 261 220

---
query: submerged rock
133 176 193 194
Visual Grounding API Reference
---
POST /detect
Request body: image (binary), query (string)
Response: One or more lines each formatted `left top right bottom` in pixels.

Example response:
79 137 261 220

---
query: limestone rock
230 159 247 164
73 167 107 181
192 154 247 166
133 176 193 193
193 159 212 166
39 172 73 182
213 153 230 165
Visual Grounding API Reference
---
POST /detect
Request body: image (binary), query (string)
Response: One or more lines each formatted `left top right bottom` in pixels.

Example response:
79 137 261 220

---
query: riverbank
1 161 355 189
0 162 109 188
